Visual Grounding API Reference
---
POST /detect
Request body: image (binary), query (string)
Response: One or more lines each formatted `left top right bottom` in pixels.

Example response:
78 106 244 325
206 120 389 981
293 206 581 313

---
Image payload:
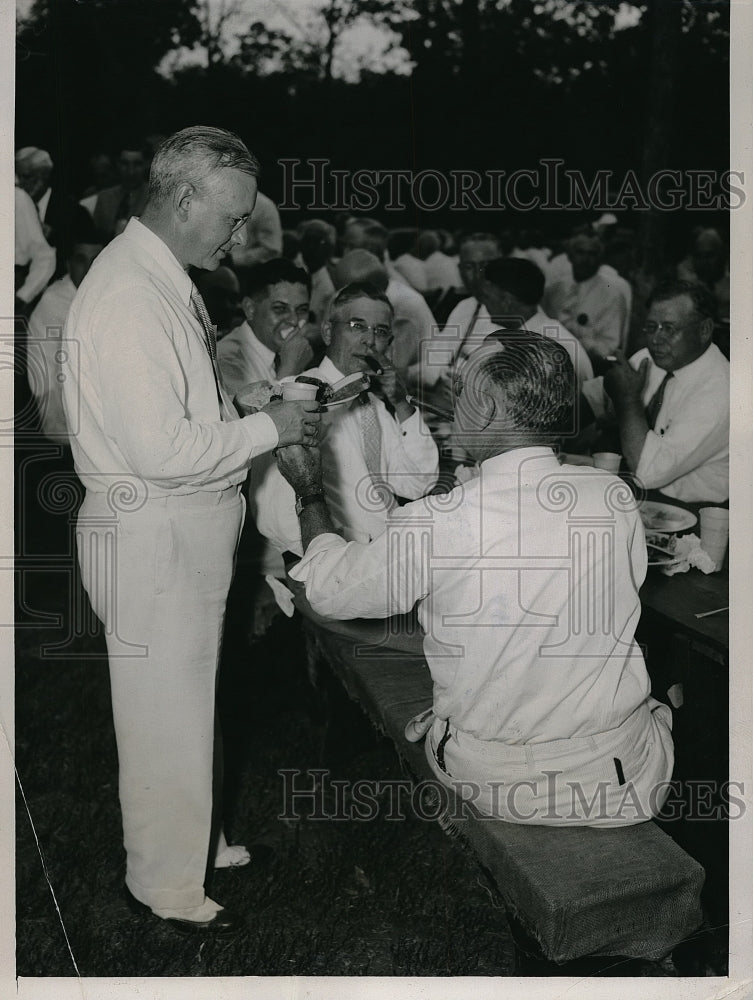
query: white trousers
425 698 674 828
77 487 244 910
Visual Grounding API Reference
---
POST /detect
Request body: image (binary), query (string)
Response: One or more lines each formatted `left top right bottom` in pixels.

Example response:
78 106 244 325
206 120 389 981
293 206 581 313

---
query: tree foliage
16 0 729 237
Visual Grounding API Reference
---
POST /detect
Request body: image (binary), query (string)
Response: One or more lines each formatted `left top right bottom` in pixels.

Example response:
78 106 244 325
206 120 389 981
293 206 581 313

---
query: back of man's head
416 230 440 260
333 250 388 293
16 147 54 173
242 257 311 300
475 332 575 439
343 219 389 257
147 126 260 208
483 257 545 307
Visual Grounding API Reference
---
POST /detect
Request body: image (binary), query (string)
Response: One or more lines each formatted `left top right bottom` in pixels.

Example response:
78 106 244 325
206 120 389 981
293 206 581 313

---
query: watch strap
295 491 325 516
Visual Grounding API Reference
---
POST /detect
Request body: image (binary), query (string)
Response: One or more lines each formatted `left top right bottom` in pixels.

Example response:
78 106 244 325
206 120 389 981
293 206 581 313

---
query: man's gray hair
15 147 54 172
147 126 260 206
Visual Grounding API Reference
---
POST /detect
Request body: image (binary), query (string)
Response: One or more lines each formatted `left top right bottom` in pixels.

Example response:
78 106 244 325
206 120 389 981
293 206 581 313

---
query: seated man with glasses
601 279 729 504
250 282 439 558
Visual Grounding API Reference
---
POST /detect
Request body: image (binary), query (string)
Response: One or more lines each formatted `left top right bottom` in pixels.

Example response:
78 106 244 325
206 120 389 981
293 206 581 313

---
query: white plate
639 500 697 534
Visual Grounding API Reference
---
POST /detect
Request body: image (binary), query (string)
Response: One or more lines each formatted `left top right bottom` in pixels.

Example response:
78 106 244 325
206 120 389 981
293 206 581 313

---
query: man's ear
698 316 715 348
174 181 195 223
476 391 497 431
241 295 255 324
321 319 333 348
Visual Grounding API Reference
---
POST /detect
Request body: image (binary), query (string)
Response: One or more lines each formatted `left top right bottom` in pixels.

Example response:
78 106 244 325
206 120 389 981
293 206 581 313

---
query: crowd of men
15 129 730 938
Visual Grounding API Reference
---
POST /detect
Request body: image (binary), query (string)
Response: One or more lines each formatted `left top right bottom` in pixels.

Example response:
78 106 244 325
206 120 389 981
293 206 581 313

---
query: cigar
406 395 454 422
354 353 384 375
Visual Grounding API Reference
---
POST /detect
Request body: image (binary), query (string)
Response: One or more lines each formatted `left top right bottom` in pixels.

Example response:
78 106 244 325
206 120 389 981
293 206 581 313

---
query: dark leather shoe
123 887 244 937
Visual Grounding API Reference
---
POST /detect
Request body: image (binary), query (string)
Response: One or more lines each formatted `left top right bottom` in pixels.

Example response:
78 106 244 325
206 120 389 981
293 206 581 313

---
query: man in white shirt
217 257 313 398
15 186 56 314
480 257 594 387
252 283 439 558
277 333 673 827
416 230 462 295
62 126 320 936
603 280 728 503
27 221 104 440
543 233 630 368
229 189 283 268
427 232 502 375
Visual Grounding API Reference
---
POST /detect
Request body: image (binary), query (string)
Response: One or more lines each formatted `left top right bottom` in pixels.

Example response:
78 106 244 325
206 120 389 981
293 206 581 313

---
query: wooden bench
298 602 706 970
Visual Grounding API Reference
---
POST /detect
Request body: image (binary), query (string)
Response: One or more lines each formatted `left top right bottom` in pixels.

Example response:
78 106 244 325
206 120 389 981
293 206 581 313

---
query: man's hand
275 443 323 496
603 350 650 408
277 327 315 379
262 399 321 448
366 349 414 422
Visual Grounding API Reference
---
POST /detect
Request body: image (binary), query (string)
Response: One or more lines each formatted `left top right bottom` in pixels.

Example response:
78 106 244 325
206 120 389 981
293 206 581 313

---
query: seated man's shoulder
443 295 477 328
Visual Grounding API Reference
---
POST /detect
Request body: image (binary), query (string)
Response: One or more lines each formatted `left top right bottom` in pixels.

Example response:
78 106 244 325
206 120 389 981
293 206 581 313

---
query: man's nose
232 222 248 248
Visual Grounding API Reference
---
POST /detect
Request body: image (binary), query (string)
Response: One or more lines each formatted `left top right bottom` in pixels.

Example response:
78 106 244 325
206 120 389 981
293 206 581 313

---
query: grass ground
14 447 517 976
14 442 720 979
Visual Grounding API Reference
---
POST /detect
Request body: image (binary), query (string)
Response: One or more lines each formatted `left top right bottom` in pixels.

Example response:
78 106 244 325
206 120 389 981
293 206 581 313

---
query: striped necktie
190 284 236 420
645 371 673 430
356 394 395 512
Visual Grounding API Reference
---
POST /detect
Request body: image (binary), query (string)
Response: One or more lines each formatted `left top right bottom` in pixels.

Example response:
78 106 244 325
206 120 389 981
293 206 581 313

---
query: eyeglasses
642 320 689 339
343 318 393 343
228 215 248 235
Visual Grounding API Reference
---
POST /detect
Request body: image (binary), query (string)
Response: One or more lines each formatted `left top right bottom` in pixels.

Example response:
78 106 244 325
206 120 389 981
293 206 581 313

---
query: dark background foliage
16 0 730 247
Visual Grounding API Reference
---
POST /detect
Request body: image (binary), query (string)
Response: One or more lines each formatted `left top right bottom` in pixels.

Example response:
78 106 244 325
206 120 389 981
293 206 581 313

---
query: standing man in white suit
62 126 320 936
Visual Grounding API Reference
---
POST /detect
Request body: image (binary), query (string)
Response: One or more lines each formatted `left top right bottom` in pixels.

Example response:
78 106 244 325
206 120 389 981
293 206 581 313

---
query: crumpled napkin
660 533 717 576
264 574 296 616
454 463 480 485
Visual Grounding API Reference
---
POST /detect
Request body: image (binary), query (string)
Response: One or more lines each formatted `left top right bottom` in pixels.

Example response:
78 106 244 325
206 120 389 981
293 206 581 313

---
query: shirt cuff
240 410 279 452
288 532 346 582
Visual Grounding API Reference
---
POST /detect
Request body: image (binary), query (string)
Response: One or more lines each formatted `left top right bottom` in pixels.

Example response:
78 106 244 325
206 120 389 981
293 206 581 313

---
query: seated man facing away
602 279 729 504
217 258 314 400
278 333 673 827
251 282 439 557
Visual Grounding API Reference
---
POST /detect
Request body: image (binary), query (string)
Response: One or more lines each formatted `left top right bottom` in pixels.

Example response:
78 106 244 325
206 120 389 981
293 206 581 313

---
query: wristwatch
295 492 325 517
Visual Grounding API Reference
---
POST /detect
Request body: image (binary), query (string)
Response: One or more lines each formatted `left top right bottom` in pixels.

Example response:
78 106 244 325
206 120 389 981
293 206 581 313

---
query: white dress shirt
217 320 277 399
392 253 428 293
252 355 439 555
422 251 462 293
15 187 56 304
631 344 729 502
419 297 499 385
62 218 278 498
522 307 594 385
28 273 78 439
543 272 630 357
309 265 335 324
291 447 651 744
386 278 439 375
37 186 52 224
230 191 283 268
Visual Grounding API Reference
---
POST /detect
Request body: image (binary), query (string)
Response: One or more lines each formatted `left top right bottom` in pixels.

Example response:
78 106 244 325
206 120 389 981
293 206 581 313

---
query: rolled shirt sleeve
289 526 429 620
